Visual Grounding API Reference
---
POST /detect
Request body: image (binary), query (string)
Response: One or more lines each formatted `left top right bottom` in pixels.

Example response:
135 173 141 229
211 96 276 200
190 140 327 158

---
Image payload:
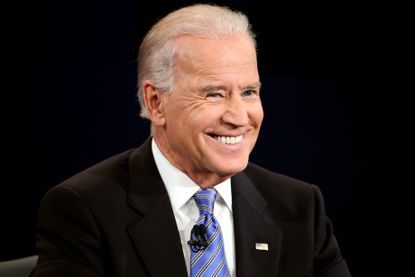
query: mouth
210 134 244 145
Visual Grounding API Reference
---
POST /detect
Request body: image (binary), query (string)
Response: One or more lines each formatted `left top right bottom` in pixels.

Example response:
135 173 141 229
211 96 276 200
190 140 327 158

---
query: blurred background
4 0 413 276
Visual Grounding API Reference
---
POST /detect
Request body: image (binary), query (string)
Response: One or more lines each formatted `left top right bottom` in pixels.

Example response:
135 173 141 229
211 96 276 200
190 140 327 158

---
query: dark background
4 0 413 276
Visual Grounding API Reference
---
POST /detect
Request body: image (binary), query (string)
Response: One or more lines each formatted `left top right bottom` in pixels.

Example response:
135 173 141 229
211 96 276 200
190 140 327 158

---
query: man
31 4 351 277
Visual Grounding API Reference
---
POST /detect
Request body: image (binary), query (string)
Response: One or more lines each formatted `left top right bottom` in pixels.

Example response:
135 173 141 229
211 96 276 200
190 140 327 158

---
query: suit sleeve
312 185 352 277
31 186 104 277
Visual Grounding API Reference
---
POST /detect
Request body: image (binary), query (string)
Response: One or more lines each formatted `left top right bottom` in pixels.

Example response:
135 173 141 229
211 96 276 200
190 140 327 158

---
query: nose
221 96 249 127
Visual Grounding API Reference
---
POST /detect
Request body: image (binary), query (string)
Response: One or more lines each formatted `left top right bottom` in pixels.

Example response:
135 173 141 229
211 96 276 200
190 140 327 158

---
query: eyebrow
245 82 262 90
201 82 262 93
201 85 227 93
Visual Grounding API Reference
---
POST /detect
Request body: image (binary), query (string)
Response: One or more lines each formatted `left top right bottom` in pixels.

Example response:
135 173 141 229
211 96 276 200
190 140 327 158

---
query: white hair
137 4 256 118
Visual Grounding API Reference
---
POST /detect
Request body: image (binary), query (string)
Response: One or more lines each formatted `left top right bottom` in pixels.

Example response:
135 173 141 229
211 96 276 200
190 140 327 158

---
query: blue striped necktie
190 188 231 277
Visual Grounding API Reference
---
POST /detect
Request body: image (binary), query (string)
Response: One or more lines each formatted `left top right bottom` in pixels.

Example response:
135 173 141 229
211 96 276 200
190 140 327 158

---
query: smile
213 135 243 145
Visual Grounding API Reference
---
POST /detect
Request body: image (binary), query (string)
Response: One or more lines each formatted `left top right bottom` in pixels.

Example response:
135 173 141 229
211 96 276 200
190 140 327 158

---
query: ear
142 81 166 126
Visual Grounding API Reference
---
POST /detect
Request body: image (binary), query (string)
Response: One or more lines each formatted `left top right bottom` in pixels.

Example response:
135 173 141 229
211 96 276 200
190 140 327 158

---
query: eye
241 89 258 98
206 92 225 101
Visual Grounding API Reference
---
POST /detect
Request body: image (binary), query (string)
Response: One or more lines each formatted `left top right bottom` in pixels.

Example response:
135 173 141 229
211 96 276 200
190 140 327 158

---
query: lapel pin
255 242 269 251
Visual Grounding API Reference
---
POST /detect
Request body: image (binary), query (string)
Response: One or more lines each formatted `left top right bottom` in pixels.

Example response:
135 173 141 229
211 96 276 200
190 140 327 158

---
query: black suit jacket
31 139 351 276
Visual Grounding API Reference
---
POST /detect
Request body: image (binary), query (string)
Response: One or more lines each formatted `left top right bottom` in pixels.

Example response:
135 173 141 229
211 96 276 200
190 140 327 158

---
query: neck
151 131 231 188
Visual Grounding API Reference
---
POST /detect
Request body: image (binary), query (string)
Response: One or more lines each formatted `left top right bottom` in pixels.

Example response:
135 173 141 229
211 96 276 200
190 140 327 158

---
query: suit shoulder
241 163 324 217
48 148 137 198
242 162 322 201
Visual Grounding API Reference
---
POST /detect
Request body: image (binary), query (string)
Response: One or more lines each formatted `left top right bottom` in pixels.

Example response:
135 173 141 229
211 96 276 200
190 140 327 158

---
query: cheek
249 104 264 126
192 106 223 126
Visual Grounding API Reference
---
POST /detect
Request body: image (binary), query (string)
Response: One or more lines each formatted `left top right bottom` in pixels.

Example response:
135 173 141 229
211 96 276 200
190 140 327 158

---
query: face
153 34 263 187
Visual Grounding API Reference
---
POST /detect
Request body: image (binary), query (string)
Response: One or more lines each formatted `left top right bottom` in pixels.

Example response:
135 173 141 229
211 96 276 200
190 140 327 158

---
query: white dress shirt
151 139 236 276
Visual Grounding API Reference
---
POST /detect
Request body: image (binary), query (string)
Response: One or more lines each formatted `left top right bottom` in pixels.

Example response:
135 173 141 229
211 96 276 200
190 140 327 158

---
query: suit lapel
126 139 187 277
232 171 282 277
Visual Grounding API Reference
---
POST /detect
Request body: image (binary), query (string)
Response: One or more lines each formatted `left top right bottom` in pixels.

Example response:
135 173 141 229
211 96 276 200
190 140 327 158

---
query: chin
216 160 248 177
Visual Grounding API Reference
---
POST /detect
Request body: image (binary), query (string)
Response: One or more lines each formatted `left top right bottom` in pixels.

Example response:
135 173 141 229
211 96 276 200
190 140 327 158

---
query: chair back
0 255 38 277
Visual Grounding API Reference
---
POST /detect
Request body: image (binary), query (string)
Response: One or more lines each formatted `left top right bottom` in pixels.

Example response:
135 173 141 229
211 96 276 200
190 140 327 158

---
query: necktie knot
194 188 217 216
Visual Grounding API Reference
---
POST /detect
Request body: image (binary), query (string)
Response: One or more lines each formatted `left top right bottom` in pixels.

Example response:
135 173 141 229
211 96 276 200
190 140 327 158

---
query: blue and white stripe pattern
190 188 231 277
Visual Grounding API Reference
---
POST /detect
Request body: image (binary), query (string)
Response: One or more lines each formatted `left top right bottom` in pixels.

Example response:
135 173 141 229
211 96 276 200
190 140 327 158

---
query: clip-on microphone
187 224 208 252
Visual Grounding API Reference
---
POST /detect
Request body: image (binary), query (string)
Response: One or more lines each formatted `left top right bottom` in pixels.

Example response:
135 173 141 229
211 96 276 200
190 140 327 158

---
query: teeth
214 135 243 145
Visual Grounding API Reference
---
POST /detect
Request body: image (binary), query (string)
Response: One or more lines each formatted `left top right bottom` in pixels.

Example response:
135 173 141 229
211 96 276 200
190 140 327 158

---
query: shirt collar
151 138 233 212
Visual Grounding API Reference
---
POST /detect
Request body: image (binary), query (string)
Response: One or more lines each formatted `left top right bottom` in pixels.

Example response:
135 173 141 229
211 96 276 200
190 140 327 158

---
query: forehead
173 35 258 75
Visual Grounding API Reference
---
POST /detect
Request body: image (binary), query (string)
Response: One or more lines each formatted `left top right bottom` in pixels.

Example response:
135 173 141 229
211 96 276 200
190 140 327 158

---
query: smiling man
31 4 351 277
145 34 263 188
